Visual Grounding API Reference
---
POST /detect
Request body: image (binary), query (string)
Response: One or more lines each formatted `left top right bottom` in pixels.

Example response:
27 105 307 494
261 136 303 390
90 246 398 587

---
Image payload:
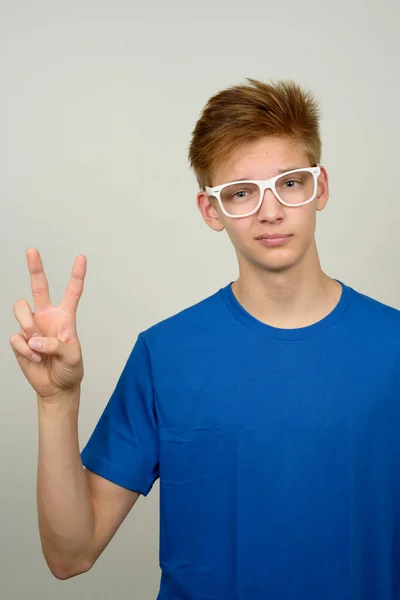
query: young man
11 78 400 599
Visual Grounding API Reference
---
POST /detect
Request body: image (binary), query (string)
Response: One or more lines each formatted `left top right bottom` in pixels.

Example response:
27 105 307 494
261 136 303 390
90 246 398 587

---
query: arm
9 250 142 579
37 389 140 580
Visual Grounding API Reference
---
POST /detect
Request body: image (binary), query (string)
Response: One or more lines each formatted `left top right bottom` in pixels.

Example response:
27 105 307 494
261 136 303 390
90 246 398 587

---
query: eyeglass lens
219 170 316 216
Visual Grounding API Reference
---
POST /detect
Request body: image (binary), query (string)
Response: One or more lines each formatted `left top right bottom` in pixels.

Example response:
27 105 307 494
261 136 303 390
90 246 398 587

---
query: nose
256 187 285 222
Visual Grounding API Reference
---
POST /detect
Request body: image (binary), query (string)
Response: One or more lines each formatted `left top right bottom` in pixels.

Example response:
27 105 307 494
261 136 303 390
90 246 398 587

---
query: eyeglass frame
204 166 321 218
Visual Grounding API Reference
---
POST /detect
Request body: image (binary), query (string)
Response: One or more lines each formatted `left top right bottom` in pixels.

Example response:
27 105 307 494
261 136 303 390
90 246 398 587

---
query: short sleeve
80 334 159 496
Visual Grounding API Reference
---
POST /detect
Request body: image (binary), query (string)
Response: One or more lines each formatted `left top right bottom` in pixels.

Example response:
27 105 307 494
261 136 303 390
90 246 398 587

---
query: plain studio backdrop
1 0 399 598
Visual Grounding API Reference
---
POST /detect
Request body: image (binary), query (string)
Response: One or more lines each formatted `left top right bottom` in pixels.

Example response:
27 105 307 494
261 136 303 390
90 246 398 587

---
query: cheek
224 222 253 247
305 210 317 234
291 206 317 234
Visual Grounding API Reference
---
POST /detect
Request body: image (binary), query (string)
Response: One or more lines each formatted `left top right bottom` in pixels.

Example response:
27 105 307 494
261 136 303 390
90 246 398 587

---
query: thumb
27 336 81 366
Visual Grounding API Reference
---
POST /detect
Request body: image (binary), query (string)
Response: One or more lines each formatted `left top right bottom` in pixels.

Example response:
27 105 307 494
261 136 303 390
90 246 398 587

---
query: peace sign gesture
10 248 87 401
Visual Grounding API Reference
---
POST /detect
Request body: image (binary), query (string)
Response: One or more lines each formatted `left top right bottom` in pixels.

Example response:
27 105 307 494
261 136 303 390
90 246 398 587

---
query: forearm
37 389 94 579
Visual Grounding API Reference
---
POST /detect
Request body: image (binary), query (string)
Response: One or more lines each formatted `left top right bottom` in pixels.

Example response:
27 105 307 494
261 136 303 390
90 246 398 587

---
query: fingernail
31 353 41 362
29 338 42 350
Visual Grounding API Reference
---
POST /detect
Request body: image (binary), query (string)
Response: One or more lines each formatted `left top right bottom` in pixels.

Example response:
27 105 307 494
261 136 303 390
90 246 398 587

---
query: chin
257 249 296 272
260 261 294 273
244 255 295 274
236 243 303 274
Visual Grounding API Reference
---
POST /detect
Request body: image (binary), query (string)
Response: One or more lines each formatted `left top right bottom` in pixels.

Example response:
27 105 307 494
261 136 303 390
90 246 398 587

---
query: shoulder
137 284 229 350
345 282 400 343
349 284 399 320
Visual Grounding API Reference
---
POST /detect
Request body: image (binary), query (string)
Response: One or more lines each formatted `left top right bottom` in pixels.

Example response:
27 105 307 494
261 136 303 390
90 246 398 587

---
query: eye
283 179 297 188
233 190 249 199
220 183 259 204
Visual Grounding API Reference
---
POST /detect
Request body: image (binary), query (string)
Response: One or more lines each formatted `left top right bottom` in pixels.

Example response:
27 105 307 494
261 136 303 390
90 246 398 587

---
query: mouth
255 234 293 247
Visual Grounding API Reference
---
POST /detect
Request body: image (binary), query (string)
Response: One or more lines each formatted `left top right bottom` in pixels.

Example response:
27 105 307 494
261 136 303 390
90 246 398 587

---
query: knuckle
67 287 81 299
26 323 38 335
32 286 48 297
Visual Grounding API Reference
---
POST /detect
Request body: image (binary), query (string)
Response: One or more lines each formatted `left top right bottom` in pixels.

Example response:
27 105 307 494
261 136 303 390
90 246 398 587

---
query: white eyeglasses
205 166 321 218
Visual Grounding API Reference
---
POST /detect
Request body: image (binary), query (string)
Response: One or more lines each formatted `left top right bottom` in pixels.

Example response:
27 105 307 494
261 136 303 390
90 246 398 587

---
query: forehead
212 136 309 186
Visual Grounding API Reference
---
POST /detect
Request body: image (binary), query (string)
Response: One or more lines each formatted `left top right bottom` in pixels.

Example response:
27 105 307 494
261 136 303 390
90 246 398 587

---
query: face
197 136 329 276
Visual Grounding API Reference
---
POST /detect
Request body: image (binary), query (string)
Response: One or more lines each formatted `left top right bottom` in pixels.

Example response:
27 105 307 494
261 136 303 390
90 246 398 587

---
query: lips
256 234 292 240
255 233 293 247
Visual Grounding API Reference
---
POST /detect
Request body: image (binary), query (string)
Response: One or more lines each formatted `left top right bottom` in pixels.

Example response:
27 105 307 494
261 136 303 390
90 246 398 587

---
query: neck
231 246 342 329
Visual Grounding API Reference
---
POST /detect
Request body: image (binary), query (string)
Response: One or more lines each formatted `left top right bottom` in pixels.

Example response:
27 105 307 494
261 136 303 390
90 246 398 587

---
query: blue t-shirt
81 280 400 600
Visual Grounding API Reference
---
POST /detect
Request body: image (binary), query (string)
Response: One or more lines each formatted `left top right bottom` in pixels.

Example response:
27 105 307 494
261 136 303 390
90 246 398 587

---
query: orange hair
188 78 321 189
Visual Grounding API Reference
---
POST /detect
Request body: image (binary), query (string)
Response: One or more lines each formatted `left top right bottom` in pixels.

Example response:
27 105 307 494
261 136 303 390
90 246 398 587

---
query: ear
197 191 225 232
315 166 329 212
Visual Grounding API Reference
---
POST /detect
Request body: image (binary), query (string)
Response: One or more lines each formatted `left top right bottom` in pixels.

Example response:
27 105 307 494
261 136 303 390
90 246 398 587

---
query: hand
10 248 87 401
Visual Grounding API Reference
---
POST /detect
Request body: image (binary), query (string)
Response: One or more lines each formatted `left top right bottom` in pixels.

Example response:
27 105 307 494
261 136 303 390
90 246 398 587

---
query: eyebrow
233 167 302 182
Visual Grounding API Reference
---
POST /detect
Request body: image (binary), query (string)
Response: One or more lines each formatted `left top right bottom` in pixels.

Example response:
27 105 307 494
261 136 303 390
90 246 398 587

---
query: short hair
188 77 321 190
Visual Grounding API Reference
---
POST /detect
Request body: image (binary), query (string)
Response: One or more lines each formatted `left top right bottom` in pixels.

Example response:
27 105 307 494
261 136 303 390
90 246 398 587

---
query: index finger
59 254 87 314
26 248 51 311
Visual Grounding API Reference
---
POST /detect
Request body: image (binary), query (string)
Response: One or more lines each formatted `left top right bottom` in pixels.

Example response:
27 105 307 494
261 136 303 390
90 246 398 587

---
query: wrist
37 387 81 416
